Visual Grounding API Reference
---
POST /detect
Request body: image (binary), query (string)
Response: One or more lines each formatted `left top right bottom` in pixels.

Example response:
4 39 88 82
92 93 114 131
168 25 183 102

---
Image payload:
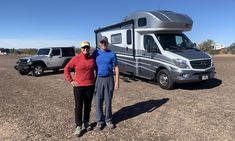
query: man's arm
114 65 119 90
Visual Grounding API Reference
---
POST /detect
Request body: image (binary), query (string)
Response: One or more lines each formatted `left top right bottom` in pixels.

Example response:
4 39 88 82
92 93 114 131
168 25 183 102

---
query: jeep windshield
37 49 50 55
155 33 195 51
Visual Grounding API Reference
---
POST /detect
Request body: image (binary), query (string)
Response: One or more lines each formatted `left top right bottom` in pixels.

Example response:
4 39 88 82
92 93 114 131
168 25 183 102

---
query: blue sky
0 0 234 48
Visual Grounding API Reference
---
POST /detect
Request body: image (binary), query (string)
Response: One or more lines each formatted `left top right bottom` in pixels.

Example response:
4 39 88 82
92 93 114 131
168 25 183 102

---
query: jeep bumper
14 64 34 72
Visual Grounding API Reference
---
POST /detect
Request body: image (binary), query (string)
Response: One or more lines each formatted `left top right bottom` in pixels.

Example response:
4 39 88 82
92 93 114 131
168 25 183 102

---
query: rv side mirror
194 43 197 48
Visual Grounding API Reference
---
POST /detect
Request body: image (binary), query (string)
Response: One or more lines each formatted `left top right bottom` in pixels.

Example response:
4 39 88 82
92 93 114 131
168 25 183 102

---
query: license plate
202 75 208 80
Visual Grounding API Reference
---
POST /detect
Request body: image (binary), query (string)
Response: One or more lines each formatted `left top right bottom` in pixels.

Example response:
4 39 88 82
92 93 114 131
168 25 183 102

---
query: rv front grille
190 59 211 69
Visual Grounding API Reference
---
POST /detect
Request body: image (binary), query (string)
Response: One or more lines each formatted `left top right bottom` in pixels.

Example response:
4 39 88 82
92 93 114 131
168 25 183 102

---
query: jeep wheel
157 69 174 90
18 70 29 75
32 65 44 77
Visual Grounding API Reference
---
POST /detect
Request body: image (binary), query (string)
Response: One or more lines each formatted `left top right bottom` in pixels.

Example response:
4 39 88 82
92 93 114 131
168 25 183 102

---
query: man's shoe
74 126 82 137
106 121 115 129
84 122 92 131
96 122 103 131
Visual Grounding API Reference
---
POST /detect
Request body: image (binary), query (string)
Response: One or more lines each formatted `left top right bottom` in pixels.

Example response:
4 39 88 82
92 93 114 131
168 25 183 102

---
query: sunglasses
81 46 90 49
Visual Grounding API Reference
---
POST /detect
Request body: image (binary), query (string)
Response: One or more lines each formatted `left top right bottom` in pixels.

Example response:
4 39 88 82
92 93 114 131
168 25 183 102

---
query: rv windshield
155 33 195 51
37 49 50 55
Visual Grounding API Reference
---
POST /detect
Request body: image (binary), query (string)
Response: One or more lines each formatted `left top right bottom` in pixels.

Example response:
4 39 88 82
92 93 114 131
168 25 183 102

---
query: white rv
95 10 215 89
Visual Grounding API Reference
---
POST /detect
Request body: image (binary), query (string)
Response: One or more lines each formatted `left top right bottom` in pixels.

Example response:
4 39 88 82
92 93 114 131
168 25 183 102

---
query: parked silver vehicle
95 10 216 89
15 47 75 76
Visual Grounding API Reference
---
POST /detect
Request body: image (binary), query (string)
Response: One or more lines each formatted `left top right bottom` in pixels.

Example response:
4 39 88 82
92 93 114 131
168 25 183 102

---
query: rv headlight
208 54 215 67
211 58 214 67
27 58 33 65
173 59 190 69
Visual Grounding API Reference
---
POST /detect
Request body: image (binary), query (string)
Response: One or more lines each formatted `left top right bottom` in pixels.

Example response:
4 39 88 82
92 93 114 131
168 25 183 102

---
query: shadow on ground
113 98 169 124
28 70 64 77
121 74 222 90
176 78 222 90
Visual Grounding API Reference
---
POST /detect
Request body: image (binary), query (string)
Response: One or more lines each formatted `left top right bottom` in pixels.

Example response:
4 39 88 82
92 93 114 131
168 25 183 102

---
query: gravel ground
0 55 234 141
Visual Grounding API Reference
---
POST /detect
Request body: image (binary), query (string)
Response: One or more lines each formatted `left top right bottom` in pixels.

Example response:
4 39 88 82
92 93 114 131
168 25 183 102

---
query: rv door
138 34 161 79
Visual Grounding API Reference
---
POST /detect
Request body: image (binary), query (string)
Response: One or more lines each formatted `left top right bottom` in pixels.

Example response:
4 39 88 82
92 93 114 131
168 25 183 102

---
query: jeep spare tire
32 65 44 77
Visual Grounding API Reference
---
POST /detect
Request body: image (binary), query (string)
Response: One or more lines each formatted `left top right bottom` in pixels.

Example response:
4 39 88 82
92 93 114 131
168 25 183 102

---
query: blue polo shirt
93 49 118 77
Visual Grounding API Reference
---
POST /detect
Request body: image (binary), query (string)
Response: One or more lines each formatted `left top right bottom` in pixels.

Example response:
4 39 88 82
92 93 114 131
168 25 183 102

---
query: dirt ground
0 55 234 141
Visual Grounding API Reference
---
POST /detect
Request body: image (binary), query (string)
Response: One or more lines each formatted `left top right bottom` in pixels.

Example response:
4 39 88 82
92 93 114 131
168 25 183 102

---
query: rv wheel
32 65 44 77
157 69 174 90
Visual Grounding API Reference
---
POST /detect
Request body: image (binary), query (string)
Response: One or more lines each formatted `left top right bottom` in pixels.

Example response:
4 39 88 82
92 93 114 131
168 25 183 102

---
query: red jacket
64 53 96 86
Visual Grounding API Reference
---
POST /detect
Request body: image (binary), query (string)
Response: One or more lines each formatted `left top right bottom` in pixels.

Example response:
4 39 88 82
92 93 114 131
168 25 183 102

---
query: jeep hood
166 49 211 60
20 55 47 61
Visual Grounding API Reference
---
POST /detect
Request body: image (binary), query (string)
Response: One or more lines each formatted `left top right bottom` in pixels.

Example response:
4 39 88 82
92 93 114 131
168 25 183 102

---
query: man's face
99 41 108 50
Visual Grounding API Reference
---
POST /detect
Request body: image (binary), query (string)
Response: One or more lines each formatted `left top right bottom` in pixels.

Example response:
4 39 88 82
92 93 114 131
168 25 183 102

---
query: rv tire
157 69 174 90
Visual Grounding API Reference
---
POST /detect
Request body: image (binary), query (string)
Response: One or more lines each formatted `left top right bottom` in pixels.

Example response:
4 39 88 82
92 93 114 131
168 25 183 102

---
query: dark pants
73 85 94 127
95 76 114 123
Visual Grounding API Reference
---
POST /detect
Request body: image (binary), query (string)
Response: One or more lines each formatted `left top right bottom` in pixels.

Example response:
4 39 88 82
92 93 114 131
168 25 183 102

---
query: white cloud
0 38 81 49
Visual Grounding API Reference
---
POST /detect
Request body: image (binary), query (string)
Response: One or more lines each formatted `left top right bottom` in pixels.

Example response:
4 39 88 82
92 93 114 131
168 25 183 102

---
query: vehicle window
127 30 132 45
111 33 122 44
62 48 75 57
176 36 183 46
138 18 147 27
51 49 60 56
156 33 194 51
144 35 160 53
37 49 50 55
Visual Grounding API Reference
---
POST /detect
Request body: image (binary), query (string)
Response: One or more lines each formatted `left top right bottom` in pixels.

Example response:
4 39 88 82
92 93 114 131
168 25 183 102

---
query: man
93 36 119 130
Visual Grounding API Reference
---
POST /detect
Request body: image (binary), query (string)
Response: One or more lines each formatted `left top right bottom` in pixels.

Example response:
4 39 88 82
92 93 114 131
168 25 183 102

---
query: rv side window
127 30 132 45
138 18 147 27
111 33 122 44
144 35 160 53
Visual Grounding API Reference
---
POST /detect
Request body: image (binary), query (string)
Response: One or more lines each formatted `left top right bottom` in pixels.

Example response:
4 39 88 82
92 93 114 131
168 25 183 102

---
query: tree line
1 47 81 55
1 40 235 55
198 40 235 55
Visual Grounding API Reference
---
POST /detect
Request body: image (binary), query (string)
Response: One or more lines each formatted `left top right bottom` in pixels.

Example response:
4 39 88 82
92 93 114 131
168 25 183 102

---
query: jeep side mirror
49 53 53 58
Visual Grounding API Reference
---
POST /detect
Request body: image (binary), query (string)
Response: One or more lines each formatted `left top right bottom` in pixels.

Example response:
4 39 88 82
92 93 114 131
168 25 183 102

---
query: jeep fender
62 58 72 68
32 60 47 68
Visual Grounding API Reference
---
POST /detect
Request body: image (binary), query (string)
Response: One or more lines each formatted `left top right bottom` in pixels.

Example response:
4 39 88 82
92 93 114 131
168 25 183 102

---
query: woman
64 41 96 137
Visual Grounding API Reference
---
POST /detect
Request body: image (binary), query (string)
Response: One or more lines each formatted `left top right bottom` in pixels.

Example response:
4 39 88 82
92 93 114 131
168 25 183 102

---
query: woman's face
81 46 90 55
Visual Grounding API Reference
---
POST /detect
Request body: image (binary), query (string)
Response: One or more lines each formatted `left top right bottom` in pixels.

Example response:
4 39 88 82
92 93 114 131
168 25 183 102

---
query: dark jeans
73 85 94 127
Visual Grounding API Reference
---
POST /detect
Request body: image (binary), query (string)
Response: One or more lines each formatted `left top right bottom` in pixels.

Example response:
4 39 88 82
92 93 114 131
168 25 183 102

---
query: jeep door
48 48 64 68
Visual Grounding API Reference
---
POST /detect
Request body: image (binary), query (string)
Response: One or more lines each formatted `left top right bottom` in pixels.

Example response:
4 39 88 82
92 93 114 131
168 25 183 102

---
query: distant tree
229 43 235 49
198 39 218 54
20 48 37 55
75 48 81 54
228 43 235 54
